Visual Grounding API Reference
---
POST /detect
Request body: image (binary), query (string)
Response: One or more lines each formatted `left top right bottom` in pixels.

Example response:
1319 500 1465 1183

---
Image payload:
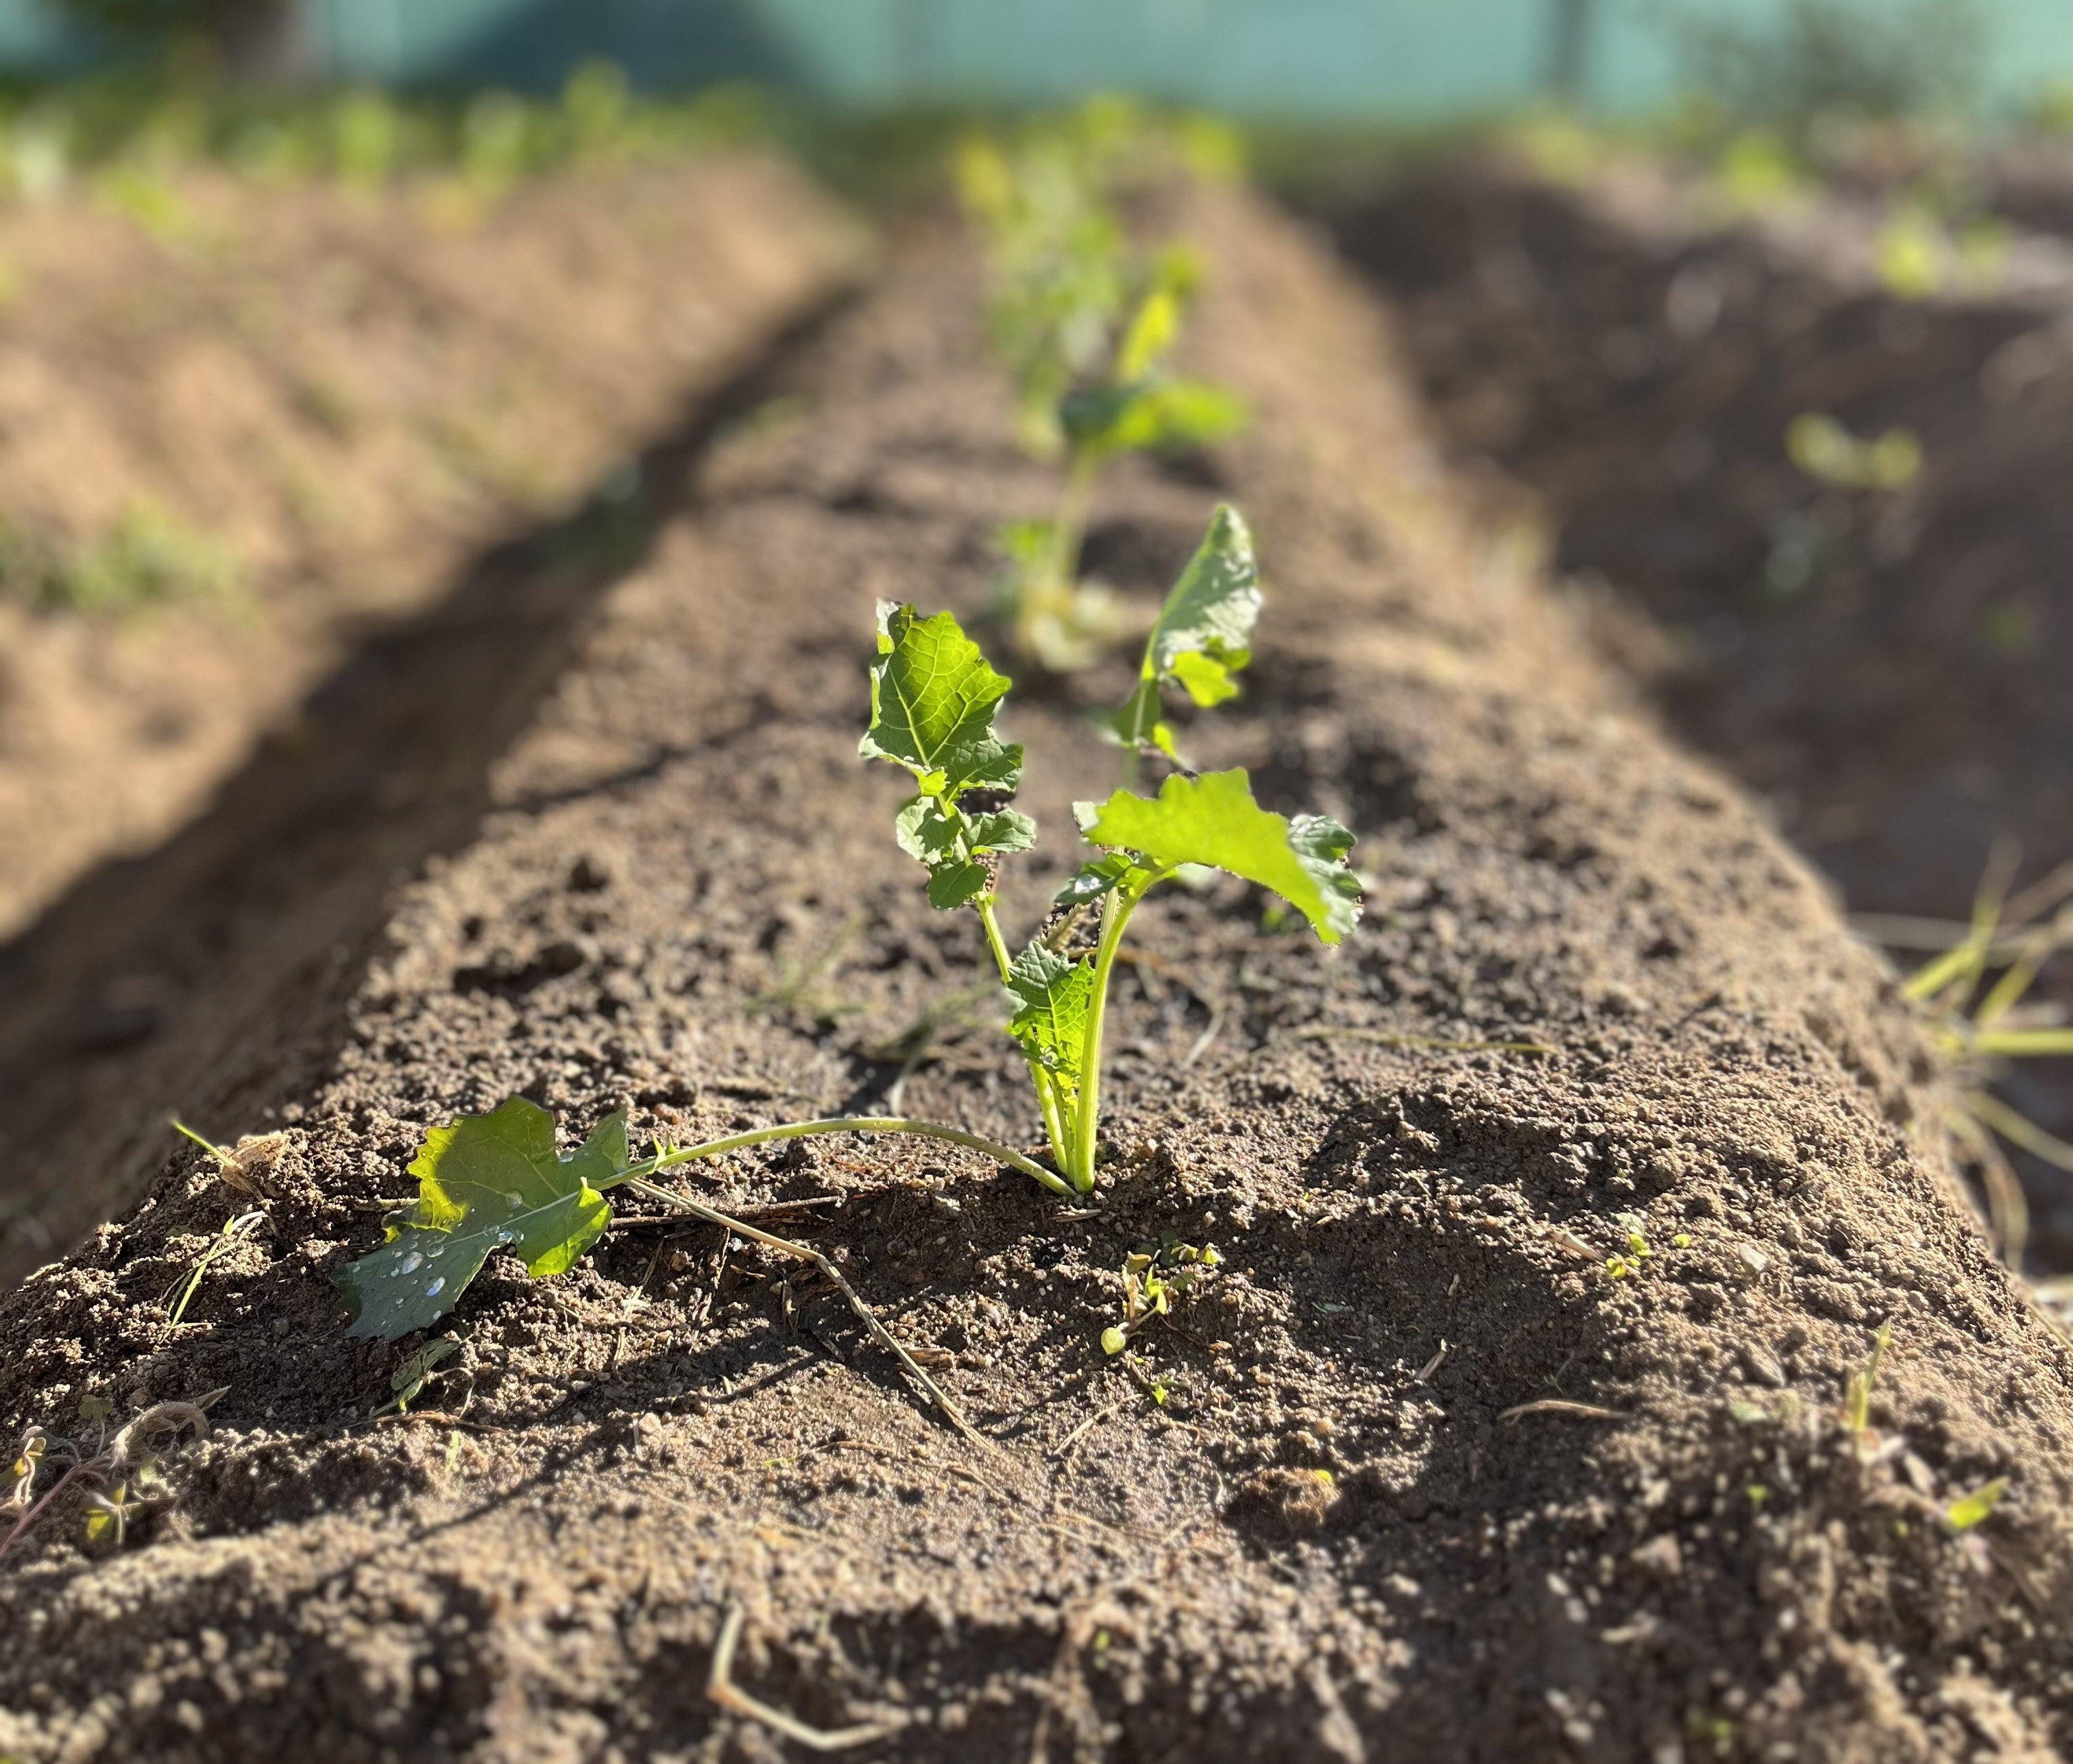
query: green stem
975 896 1015 984
609 1115 1070 1198
1032 1067 1071 1173
1047 447 1100 590
1067 880 1149 1192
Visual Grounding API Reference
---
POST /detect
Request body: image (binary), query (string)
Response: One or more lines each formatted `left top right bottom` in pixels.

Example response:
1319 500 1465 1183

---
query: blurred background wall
0 0 2070 119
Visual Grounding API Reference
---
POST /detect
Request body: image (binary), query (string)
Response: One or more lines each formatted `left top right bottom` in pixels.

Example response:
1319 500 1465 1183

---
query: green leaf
1115 285 1180 383
335 1098 622 1340
1054 851 1138 908
928 861 990 911
860 603 1024 799
1005 941 1096 1104
1060 378 1248 462
1945 1476 2008 1532
1113 505 1263 751
1076 768 1362 945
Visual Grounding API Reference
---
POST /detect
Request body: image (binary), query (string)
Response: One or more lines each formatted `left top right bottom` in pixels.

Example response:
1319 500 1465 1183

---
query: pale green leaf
1945 1476 2008 1532
1114 285 1179 383
1076 768 1362 945
1005 941 1096 1104
1113 505 1262 750
336 1098 622 1340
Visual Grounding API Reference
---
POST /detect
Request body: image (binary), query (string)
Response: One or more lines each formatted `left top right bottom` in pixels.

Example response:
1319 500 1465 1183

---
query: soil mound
1326 151 2073 1266
0 152 862 939
0 186 2067 1763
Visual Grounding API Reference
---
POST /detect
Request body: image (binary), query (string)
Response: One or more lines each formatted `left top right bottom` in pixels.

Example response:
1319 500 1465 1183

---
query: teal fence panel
1 0 2070 121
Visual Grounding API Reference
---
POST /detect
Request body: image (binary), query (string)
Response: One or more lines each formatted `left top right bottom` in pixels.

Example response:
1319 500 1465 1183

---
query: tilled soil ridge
0 152 861 940
0 186 2068 1763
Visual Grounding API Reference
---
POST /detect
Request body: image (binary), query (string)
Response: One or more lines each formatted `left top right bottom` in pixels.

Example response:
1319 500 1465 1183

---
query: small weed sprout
164 1208 267 1326
1843 1320 1892 1436
1 1389 223 1565
1100 1239 1222 1355
1903 849 2073 1264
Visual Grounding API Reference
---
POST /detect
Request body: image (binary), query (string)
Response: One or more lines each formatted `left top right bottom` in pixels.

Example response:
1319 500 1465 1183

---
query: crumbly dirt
0 153 862 939
0 183 2068 1763
1322 149 2073 1266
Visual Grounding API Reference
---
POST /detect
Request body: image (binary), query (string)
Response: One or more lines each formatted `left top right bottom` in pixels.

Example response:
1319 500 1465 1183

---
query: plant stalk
1067 879 1148 1191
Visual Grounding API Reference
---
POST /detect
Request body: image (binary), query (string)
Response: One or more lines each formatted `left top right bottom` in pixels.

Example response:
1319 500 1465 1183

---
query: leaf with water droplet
335 1098 624 1339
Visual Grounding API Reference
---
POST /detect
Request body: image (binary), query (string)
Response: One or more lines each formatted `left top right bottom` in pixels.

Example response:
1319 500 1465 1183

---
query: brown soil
0 154 863 940
1323 151 2073 1266
0 184 2068 1763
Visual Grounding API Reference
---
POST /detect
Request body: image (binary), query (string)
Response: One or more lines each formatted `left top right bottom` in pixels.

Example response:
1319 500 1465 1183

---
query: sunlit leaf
1945 1476 2008 1532
1076 768 1361 945
860 602 1023 799
336 1099 622 1340
1113 505 1262 752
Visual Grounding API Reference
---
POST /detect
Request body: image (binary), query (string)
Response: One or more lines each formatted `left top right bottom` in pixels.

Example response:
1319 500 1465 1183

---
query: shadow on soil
0 291 856 1292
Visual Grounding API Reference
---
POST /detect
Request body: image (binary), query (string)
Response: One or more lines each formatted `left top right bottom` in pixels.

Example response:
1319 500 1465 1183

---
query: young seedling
1100 1238 1222 1355
1902 848 2073 1265
1 1389 222 1565
958 110 1248 672
1842 1320 1892 1436
333 503 1355 1444
863 511 1358 1189
163 1207 267 1325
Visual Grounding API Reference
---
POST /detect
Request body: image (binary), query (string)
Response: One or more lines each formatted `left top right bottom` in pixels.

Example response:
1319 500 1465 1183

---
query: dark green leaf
1076 768 1362 945
928 861 991 911
335 1099 622 1340
1005 941 1096 1103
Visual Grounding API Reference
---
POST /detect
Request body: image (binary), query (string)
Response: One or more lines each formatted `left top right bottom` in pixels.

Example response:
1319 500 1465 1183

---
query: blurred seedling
1944 1475 2008 1532
0 502 241 616
335 504 1358 1448
1842 1320 1891 1437
1902 847 2073 1265
958 108 1250 673
1786 412 1922 492
2 1388 223 1565
1101 1237 1222 1355
749 909 868 1026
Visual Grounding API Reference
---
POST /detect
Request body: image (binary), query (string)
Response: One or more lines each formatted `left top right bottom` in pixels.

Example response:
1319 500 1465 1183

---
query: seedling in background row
958 109 1249 671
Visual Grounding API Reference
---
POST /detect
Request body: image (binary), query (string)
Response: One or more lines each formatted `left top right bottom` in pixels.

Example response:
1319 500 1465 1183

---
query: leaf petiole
609 1115 1071 1198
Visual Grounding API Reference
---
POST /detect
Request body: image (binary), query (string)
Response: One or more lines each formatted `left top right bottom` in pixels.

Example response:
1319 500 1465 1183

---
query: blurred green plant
0 503 240 615
1786 413 1922 492
0 60 771 207
957 99 1250 672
